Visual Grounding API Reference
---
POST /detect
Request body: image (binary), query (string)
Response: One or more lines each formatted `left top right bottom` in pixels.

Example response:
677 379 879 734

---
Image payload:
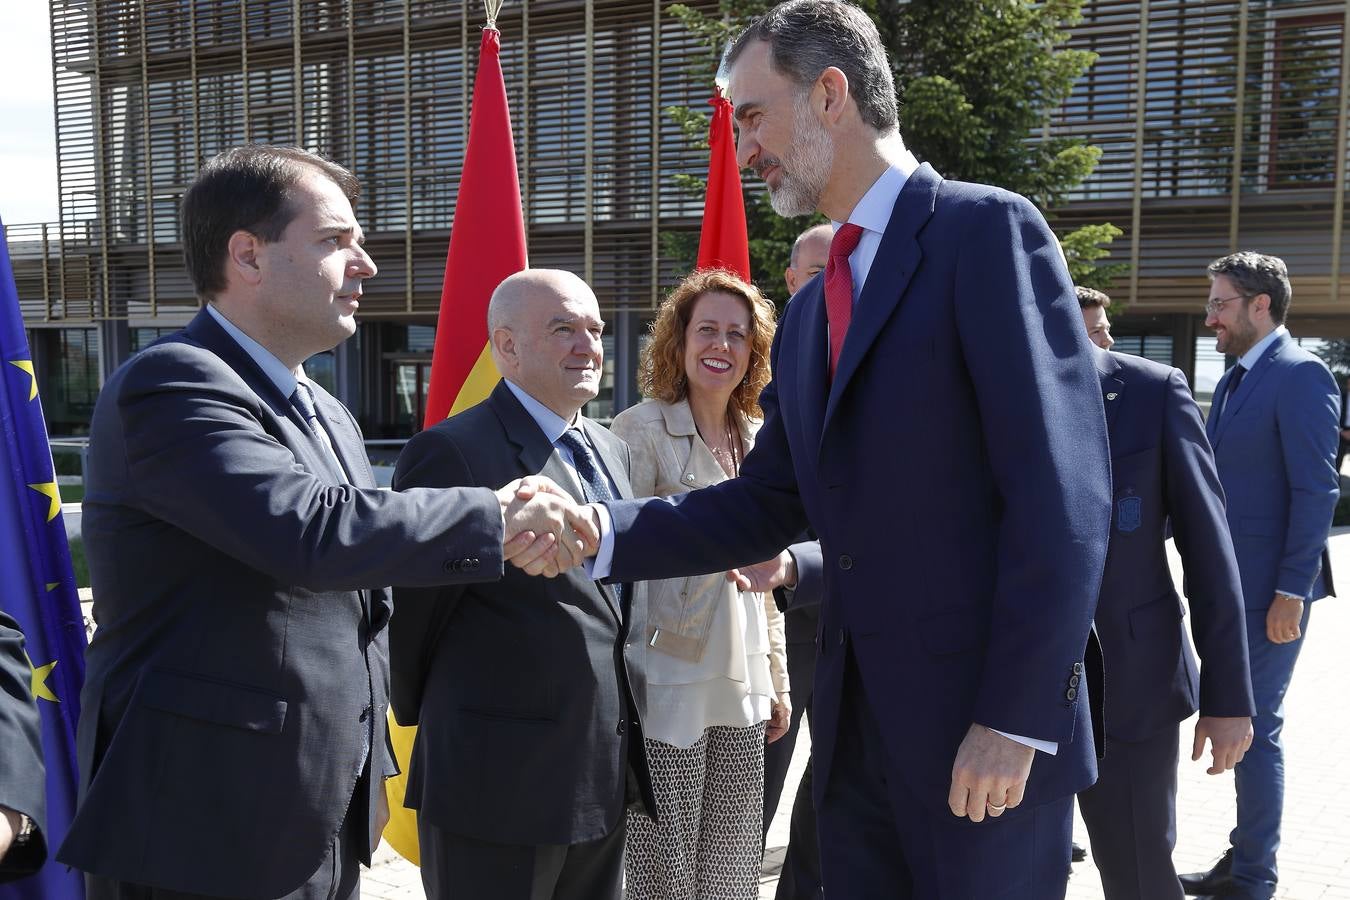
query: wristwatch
13 812 34 846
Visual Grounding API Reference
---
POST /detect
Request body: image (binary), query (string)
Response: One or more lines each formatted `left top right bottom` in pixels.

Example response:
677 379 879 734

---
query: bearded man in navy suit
1180 253 1339 900
570 2 1113 895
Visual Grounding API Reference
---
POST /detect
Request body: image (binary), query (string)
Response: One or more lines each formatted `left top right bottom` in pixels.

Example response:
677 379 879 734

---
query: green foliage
666 0 1123 301
1315 340 1350 380
68 537 90 589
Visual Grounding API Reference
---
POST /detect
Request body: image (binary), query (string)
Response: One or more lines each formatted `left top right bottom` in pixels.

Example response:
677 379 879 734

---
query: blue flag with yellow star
0 216 86 899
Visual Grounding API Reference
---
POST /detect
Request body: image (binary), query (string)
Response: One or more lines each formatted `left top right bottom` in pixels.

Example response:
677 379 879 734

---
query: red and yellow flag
696 87 751 281
422 25 528 427
384 23 527 865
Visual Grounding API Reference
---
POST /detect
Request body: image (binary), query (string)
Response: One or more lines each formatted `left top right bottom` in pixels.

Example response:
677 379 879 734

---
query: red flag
385 25 526 867
696 88 751 281
422 26 527 428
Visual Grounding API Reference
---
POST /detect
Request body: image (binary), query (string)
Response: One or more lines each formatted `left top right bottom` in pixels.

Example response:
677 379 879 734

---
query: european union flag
0 216 86 899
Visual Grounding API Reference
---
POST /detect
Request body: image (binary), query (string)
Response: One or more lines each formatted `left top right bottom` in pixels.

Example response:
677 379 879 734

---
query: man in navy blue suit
1180 253 1339 900
1073 286 1255 900
571 2 1112 895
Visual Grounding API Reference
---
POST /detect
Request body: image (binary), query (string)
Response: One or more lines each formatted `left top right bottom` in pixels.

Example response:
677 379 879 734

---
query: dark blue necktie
557 429 625 609
291 382 348 483
1222 364 1247 421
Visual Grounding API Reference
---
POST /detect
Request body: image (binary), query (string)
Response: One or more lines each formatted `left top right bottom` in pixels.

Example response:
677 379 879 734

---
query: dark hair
1207 251 1292 324
181 145 360 299
725 0 898 133
1075 286 1111 310
640 269 777 420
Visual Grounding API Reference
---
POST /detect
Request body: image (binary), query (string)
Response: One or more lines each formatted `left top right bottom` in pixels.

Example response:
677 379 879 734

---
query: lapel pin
1106 392 1118 400
685 473 696 483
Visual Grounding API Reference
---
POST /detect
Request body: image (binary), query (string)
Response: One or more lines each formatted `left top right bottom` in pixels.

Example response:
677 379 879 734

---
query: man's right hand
497 476 599 576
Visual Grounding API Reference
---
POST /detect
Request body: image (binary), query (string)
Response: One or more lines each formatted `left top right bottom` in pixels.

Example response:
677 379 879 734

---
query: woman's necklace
697 409 742 479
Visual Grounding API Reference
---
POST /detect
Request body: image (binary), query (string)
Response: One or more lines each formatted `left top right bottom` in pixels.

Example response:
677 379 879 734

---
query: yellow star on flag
25 652 59 703
27 481 61 522
46 582 60 592
9 359 38 401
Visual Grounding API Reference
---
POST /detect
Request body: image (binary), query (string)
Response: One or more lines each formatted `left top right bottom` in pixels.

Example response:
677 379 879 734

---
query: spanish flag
383 20 526 865
696 87 751 281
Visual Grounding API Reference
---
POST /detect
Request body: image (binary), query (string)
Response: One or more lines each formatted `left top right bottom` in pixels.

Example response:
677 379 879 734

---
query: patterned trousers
625 723 767 899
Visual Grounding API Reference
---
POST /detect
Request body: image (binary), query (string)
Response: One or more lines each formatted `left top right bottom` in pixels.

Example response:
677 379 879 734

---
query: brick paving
363 529 1350 898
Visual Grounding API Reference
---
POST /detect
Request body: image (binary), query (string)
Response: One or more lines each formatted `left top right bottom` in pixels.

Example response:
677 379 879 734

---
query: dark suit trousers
85 803 361 900
817 644 1073 899
417 817 625 900
1077 723 1183 900
763 639 822 900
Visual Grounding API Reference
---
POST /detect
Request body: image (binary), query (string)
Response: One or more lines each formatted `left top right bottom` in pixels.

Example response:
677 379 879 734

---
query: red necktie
825 223 865 380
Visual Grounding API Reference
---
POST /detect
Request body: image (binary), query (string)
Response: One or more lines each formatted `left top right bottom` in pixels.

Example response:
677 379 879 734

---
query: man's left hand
1266 593 1304 644
1192 715 1254 774
948 724 1036 822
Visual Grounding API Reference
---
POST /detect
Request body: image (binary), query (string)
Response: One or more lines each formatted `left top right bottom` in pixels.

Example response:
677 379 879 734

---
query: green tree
667 0 1124 296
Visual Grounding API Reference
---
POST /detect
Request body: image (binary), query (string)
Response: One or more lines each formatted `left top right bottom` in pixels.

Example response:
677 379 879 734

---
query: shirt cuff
1275 588 1305 601
992 729 1058 756
585 503 615 581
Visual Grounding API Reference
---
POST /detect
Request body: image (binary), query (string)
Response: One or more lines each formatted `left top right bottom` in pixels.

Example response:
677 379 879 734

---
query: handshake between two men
496 475 801 591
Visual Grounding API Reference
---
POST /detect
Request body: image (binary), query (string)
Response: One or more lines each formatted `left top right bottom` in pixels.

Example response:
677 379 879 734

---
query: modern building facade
7 0 1350 434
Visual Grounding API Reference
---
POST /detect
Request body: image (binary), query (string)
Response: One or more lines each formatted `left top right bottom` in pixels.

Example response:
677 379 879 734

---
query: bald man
784 223 832 297
390 270 656 900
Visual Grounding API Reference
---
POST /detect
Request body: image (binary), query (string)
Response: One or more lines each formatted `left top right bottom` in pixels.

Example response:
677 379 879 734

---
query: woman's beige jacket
609 397 790 696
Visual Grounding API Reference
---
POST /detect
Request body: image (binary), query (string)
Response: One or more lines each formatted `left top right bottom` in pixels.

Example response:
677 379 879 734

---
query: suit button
442 560 457 573
1069 674 1080 687
1065 687 1077 701
616 719 626 735
838 555 853 570
1073 662 1084 675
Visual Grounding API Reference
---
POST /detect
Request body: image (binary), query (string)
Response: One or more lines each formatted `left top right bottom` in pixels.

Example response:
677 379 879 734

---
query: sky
0 2 59 225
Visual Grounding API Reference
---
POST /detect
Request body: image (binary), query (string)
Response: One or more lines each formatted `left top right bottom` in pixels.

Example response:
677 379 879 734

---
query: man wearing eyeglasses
1180 252 1339 900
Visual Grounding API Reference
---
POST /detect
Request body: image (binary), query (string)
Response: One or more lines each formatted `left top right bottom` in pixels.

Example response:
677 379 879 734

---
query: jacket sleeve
953 191 1113 744
762 592 790 696
0 611 46 881
775 540 823 613
1273 359 1340 599
1161 369 1255 718
115 346 505 592
605 330 812 581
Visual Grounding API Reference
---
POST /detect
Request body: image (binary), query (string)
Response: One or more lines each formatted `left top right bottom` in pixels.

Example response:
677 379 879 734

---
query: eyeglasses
1204 294 1247 316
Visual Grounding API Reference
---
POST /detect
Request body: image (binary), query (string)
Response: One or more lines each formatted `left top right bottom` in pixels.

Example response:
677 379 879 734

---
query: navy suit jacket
607 164 1112 817
59 309 506 896
1206 331 1339 608
390 380 655 847
1094 350 1253 742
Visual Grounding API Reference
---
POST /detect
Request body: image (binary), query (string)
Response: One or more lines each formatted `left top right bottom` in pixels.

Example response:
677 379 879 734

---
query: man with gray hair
1180 251 1339 900
584 1 1112 896
390 269 655 900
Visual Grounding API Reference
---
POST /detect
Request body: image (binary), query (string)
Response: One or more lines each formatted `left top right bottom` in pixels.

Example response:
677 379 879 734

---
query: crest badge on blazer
1117 494 1142 533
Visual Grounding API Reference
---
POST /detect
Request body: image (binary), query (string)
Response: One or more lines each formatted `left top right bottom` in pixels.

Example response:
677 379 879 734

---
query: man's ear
226 230 263 287
1251 292 1272 320
784 267 800 296
816 66 851 127
490 326 518 374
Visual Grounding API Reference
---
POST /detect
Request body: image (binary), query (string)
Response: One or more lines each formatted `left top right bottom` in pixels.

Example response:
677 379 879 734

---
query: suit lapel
823 163 941 437
489 382 623 624
794 284 830 467
1097 350 1126 441
581 418 629 619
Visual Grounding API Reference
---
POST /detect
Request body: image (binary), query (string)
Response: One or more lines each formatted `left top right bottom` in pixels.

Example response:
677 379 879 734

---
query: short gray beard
767 102 834 218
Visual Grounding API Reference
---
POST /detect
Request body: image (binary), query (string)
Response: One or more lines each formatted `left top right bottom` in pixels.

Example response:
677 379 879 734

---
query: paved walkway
364 530 1350 898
